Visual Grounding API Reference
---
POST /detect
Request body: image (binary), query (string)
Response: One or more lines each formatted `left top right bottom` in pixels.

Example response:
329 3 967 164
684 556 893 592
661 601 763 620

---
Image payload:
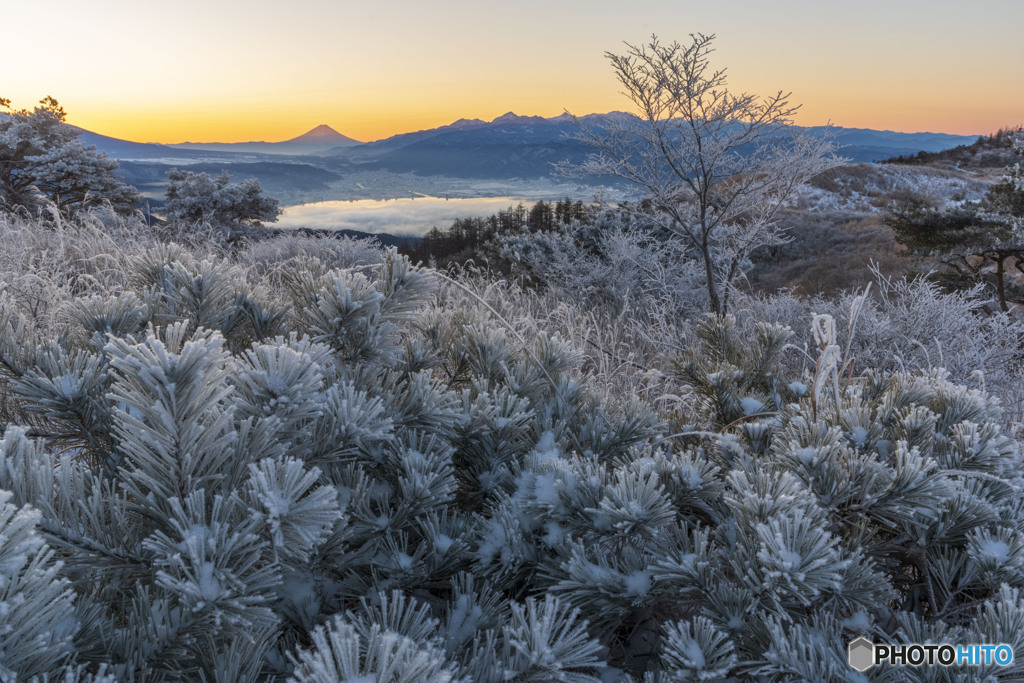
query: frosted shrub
839 271 1022 393
0 489 78 681
236 232 384 289
0 208 156 332
662 315 1024 677
733 268 1024 412
499 208 707 317
1 220 1023 680
0 242 641 680
0 97 139 216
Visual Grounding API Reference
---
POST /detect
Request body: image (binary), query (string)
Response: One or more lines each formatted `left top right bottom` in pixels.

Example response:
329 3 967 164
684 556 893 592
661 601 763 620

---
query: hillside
884 127 1022 170
387 159 999 299
1 115 1023 679
749 162 995 294
73 127 218 161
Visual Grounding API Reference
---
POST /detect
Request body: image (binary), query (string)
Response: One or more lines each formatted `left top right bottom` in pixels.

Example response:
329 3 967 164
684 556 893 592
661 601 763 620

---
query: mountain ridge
78 114 985 181
171 124 362 155
285 124 352 143
319 113 982 176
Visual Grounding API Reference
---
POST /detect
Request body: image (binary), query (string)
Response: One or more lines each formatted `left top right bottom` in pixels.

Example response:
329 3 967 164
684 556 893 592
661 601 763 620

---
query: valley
93 113 983 218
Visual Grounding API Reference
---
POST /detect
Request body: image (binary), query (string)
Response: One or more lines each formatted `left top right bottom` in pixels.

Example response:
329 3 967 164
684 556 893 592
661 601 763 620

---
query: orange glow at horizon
4 1 1022 145
61 94 1017 147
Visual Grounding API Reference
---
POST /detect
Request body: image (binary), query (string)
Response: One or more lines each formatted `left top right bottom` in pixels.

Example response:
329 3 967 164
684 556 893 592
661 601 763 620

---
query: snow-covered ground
792 163 995 213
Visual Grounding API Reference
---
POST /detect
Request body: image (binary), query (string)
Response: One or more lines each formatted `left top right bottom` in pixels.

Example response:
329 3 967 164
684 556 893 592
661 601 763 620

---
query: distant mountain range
80 114 984 186
319 112 981 176
170 124 361 156
73 127 214 161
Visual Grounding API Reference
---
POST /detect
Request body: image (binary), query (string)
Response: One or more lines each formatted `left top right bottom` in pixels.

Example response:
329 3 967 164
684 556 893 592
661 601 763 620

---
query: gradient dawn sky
4 0 1022 143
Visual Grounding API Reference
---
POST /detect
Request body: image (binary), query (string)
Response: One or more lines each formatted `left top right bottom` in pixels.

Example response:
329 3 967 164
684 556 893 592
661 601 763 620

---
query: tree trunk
995 253 1008 312
701 243 722 314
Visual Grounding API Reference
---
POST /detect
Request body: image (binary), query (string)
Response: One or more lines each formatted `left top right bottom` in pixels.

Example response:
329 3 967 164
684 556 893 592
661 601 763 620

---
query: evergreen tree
164 168 280 235
0 97 139 215
887 132 1024 311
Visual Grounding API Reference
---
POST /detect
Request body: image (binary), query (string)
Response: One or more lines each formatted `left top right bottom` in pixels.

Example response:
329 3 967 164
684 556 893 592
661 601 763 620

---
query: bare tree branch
559 34 843 314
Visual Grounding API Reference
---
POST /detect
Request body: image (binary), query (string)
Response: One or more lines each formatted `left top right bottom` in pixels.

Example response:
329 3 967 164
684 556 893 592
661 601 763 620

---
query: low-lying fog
277 196 552 236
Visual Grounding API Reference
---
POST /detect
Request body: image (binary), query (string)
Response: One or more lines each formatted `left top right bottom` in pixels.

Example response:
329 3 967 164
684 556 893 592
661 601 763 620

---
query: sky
4 0 1022 143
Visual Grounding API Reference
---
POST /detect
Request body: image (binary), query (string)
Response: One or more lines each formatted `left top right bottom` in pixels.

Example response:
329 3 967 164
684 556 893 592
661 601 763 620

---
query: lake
276 196 543 236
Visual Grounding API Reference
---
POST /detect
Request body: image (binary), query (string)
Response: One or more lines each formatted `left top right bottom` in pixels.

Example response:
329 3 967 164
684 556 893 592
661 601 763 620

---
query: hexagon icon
848 637 875 672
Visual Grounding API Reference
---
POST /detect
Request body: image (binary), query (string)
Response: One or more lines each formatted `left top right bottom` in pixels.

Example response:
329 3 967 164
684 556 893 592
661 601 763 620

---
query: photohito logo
848 637 1014 671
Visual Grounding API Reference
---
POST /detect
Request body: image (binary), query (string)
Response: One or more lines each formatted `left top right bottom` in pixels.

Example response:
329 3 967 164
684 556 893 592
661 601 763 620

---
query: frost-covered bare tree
561 34 841 314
